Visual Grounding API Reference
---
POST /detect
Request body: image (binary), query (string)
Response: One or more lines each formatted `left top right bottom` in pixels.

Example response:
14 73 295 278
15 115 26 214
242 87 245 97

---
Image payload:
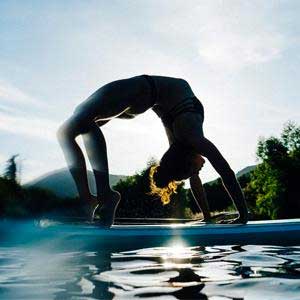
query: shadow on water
0 220 300 299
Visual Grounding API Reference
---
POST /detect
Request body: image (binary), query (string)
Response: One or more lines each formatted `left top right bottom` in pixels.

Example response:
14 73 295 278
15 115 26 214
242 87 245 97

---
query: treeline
0 156 80 218
0 176 79 218
0 121 299 220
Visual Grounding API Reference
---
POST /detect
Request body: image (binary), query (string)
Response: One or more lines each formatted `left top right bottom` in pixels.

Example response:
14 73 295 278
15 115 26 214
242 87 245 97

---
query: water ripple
0 243 300 299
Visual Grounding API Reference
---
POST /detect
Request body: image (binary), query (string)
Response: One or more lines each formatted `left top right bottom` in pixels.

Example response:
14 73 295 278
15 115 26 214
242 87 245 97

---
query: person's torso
118 74 196 118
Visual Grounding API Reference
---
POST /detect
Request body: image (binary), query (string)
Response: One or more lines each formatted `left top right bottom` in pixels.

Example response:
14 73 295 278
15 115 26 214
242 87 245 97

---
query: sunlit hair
147 142 196 205
148 164 181 205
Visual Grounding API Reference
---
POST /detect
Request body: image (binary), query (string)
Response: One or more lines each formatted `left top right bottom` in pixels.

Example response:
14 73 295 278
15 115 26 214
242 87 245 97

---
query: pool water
0 221 300 299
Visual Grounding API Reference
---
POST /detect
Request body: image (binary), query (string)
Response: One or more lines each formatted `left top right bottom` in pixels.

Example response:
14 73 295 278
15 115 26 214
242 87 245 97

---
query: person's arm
189 137 249 224
189 174 211 222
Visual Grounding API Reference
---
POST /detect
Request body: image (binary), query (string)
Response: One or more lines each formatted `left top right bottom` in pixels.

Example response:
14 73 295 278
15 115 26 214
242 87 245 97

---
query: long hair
148 164 179 205
147 142 196 205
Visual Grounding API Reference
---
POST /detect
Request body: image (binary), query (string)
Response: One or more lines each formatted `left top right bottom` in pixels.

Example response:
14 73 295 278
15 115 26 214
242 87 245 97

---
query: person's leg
57 116 91 202
81 122 120 226
82 122 110 197
57 76 146 223
57 115 99 221
57 115 120 224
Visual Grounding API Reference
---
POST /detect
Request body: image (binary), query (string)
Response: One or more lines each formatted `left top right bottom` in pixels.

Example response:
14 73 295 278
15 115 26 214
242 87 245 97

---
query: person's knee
57 113 95 143
56 121 70 143
56 117 78 142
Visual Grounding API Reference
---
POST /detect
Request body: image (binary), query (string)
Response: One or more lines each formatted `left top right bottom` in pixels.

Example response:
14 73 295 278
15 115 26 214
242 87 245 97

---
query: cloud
127 1 288 71
0 111 58 142
0 79 49 109
0 80 63 143
198 30 284 69
193 2 287 70
0 103 15 114
0 152 7 165
0 108 162 144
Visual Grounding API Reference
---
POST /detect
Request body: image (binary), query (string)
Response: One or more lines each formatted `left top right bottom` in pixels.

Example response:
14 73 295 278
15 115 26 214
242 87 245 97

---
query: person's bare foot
97 190 121 227
81 194 100 222
203 217 214 224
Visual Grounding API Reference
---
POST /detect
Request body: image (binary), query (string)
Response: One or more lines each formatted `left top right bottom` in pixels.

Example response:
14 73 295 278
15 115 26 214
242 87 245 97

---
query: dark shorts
160 96 204 130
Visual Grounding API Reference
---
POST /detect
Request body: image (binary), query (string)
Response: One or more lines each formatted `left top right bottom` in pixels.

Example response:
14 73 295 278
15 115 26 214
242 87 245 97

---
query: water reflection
0 240 300 299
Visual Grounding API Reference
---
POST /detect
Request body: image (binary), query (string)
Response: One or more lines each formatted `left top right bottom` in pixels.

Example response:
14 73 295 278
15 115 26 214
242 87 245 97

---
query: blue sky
0 0 299 185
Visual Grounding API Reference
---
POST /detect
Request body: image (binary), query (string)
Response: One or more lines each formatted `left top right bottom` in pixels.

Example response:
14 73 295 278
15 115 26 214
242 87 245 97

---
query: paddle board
37 218 300 246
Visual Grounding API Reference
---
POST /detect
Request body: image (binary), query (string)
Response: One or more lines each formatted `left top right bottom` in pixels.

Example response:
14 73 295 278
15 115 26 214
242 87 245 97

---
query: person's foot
97 190 121 228
81 194 100 222
202 213 213 223
203 217 214 224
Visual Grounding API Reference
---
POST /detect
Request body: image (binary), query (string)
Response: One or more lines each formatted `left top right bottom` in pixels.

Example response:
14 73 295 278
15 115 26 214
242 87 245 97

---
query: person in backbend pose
57 74 248 226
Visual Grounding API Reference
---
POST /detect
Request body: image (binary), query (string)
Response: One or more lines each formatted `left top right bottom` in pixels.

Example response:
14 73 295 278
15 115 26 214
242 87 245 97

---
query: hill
235 165 257 177
24 165 257 198
24 168 127 198
205 164 257 186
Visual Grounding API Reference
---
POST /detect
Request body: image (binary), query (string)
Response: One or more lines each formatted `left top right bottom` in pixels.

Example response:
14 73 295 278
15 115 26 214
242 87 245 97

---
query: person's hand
217 216 248 224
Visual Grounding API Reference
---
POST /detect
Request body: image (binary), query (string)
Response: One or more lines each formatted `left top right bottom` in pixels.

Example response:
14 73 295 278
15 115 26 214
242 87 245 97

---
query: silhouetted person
57 74 248 226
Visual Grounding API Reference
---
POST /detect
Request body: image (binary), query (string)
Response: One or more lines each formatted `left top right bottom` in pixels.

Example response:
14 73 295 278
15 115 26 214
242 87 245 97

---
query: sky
0 0 299 186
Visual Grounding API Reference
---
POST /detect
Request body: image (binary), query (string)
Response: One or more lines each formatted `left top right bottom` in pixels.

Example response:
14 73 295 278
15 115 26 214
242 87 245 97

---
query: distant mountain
24 168 127 198
24 165 257 198
205 164 257 186
235 165 257 177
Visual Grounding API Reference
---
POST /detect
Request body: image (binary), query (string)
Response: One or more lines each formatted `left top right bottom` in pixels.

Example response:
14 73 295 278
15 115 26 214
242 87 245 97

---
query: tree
112 159 191 219
256 136 288 164
281 120 300 154
244 121 300 219
3 155 19 183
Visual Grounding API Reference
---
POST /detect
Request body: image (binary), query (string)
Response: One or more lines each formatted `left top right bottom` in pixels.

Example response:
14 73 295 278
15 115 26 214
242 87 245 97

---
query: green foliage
244 121 300 219
0 175 79 218
245 164 284 219
281 120 300 153
112 162 193 219
200 172 252 213
202 178 232 211
257 137 288 163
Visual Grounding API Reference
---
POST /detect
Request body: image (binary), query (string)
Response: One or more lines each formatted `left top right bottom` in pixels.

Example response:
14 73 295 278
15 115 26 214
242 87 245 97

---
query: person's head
147 142 205 205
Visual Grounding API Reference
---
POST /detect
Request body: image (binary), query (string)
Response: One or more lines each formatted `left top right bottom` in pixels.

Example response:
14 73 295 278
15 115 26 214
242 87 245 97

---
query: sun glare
162 239 189 259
